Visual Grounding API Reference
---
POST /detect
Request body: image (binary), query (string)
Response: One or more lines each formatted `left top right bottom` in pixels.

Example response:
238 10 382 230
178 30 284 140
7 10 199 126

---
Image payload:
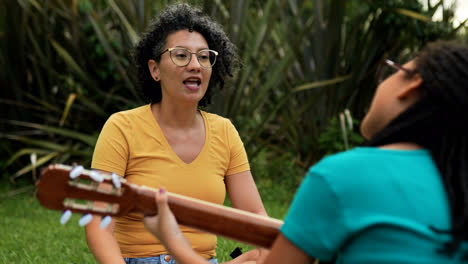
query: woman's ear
148 59 161 81
397 74 423 101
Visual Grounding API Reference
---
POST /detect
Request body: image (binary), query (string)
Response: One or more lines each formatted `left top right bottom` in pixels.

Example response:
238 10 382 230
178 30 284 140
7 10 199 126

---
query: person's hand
143 189 271 264
254 248 269 264
143 188 184 248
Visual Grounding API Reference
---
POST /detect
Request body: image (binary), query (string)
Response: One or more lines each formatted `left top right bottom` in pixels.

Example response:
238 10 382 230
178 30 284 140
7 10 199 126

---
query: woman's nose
185 55 201 72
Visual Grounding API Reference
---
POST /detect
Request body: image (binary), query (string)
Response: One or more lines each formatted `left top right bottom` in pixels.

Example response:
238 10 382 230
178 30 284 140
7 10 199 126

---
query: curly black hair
366 41 468 259
133 3 239 106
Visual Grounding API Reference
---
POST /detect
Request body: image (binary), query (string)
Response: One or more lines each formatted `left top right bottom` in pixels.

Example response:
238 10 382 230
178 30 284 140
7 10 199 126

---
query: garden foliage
0 0 465 181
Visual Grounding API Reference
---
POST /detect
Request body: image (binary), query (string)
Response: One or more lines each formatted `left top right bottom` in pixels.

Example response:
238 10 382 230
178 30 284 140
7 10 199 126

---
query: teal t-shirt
281 147 464 263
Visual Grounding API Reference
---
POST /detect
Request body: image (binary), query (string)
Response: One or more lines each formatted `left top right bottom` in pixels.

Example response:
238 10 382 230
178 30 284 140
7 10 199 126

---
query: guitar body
37 164 283 248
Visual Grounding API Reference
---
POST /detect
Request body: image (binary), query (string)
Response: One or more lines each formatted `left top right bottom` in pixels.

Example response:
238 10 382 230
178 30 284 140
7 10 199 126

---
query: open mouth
183 77 201 90
183 78 201 85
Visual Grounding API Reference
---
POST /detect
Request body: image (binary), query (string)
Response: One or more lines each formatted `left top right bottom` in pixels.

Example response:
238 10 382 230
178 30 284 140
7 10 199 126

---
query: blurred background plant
0 0 466 185
317 109 364 156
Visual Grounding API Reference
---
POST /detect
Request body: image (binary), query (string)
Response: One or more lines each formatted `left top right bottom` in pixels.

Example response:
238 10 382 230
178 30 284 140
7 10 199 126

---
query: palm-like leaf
0 0 464 180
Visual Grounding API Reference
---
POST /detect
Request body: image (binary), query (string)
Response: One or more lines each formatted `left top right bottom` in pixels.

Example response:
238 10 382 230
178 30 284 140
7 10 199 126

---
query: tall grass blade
60 93 77 126
7 120 97 146
393 8 431 22
49 39 92 85
13 152 59 179
293 75 351 93
6 148 51 167
107 0 139 44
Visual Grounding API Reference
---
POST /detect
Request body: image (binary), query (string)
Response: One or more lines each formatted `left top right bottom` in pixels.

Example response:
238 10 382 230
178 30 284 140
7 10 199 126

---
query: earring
155 76 160 81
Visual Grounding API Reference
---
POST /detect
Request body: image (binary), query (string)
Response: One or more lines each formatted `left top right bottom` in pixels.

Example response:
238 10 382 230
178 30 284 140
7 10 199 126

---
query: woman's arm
225 170 269 261
225 170 267 216
85 169 126 264
85 217 126 264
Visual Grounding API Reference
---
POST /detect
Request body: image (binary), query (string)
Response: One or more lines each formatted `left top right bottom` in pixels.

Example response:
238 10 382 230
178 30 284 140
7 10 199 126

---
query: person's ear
148 59 161 82
397 74 423 100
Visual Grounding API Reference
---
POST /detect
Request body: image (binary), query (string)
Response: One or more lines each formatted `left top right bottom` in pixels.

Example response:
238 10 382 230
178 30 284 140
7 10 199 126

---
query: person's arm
225 170 269 261
225 170 267 216
143 189 314 264
85 217 126 264
144 189 207 264
261 234 315 264
84 169 126 264
88 114 129 264
224 119 266 216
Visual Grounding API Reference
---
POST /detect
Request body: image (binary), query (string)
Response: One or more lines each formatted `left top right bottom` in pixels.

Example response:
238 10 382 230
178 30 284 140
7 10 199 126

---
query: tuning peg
111 173 121 189
100 215 112 229
60 210 72 225
89 171 104 183
79 214 93 226
69 165 84 179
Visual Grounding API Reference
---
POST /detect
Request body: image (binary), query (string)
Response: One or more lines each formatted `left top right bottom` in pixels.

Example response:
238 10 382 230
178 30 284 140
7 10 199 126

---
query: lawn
0 176 298 263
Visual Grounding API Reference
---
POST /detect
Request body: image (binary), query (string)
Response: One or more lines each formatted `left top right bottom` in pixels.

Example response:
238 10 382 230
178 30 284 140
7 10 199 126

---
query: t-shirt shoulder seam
201 111 231 124
110 104 149 118
310 170 351 243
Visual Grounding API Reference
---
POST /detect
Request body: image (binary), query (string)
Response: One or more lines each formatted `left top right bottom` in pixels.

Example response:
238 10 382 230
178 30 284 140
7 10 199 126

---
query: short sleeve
91 114 129 176
280 168 349 261
225 119 250 175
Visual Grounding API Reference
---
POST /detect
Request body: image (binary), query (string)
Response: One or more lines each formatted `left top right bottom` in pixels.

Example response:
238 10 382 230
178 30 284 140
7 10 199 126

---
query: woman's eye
199 55 209 60
175 54 187 58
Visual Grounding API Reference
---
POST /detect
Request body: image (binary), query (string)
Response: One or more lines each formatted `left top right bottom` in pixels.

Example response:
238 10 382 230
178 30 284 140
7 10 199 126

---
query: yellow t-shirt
91 104 250 258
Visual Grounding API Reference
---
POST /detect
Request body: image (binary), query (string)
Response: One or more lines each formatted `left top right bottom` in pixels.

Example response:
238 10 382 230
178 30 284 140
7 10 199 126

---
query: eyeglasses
376 59 412 83
158 47 218 68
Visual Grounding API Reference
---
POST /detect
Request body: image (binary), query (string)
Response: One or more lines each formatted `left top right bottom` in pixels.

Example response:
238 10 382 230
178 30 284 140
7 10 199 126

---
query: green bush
318 110 365 156
0 0 465 182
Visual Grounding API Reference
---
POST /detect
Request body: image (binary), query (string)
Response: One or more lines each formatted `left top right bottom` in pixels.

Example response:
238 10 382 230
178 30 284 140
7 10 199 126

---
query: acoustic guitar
37 164 283 249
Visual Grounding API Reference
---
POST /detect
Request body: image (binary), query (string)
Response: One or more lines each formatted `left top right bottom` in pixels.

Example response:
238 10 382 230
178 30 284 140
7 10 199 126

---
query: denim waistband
124 254 218 264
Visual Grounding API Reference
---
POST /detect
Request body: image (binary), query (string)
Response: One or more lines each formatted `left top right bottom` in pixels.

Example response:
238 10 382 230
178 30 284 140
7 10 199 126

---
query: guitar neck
133 186 282 248
37 164 283 248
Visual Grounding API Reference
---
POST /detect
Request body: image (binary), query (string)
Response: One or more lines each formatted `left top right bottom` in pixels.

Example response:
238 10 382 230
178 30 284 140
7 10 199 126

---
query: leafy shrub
0 0 464 182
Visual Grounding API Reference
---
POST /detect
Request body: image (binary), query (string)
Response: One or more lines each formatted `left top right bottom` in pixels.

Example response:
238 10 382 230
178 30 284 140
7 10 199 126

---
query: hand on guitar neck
143 187 268 264
36 164 282 263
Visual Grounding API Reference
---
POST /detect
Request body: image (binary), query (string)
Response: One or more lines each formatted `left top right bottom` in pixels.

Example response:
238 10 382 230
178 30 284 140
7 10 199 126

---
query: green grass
0 177 299 263
217 178 297 262
0 189 96 263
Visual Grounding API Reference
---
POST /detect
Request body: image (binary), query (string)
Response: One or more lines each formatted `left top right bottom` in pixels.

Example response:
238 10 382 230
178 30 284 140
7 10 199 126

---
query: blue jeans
124 254 218 264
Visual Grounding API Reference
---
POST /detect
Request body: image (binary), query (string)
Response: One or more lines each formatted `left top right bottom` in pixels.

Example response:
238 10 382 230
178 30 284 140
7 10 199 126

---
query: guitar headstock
37 164 139 226
37 164 283 248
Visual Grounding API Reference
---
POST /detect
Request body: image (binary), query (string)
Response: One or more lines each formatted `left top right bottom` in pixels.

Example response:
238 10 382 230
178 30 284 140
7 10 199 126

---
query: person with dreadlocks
142 41 468 263
85 3 267 264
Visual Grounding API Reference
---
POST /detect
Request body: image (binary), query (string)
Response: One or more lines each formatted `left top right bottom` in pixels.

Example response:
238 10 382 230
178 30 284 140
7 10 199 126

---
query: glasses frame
377 59 413 83
158 47 219 68
384 59 412 75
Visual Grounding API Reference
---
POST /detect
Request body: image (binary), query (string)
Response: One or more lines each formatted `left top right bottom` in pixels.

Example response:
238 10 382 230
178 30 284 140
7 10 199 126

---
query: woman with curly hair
85 4 267 264
143 41 468 263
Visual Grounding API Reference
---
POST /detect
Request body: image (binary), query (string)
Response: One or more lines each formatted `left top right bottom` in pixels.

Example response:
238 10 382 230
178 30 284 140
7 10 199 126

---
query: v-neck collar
146 104 209 167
